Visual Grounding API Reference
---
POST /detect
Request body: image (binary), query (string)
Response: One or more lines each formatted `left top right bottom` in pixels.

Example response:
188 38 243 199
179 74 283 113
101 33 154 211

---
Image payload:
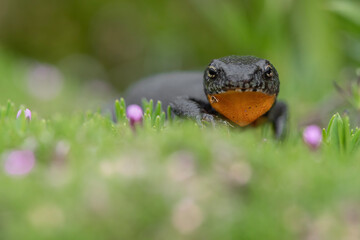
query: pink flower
4 150 36 176
126 104 143 127
16 108 32 120
303 125 322 149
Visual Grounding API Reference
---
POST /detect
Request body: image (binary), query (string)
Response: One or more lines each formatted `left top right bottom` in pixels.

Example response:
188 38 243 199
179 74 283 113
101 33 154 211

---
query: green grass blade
114 100 121 121
322 128 328 144
343 114 351 152
154 101 162 118
167 105 172 124
160 112 165 128
154 115 161 131
350 128 360 153
114 98 127 122
336 114 344 153
326 113 337 136
149 99 153 115
6 100 14 117
142 98 149 111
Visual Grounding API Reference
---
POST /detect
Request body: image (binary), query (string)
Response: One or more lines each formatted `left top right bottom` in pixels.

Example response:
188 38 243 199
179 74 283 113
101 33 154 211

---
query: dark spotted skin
204 56 279 95
123 55 288 139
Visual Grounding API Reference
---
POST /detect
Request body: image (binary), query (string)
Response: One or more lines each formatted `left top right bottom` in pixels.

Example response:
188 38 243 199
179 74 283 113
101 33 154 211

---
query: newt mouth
207 90 276 127
216 83 276 95
233 87 267 93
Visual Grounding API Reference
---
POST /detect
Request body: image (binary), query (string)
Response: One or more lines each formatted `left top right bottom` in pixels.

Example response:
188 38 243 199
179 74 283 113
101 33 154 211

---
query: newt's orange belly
207 91 276 127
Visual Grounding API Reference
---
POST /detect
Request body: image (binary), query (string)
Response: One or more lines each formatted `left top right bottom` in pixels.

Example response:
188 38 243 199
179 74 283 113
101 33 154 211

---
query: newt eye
207 66 217 78
264 65 273 78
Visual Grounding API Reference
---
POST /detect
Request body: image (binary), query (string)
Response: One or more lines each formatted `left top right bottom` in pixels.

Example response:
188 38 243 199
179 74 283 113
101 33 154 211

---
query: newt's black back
124 71 207 108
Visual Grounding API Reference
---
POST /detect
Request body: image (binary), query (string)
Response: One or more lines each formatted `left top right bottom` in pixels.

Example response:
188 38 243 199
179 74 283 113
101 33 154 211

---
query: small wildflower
4 150 36 176
126 104 143 127
303 125 322 149
16 108 32 120
25 108 32 120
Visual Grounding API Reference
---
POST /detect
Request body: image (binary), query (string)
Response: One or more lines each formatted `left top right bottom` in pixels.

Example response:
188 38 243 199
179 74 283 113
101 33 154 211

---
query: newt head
204 55 279 126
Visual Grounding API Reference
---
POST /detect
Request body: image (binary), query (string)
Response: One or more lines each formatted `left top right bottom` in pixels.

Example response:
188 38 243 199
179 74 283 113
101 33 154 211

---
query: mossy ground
1 98 360 240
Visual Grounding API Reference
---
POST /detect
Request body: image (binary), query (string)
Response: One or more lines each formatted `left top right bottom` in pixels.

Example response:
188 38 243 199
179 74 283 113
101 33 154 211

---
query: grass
1 97 360 240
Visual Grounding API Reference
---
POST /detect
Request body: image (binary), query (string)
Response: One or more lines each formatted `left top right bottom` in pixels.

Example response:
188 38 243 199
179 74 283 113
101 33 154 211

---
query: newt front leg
267 101 288 139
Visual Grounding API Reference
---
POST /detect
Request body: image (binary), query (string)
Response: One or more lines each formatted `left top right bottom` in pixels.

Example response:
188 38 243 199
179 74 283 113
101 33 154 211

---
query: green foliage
322 113 360 153
114 98 167 130
141 99 167 130
328 0 360 26
2 101 360 239
114 98 127 123
1 0 357 104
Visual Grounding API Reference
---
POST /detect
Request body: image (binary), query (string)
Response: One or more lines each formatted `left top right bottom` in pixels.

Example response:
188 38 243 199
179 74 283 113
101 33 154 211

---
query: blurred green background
0 0 359 118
